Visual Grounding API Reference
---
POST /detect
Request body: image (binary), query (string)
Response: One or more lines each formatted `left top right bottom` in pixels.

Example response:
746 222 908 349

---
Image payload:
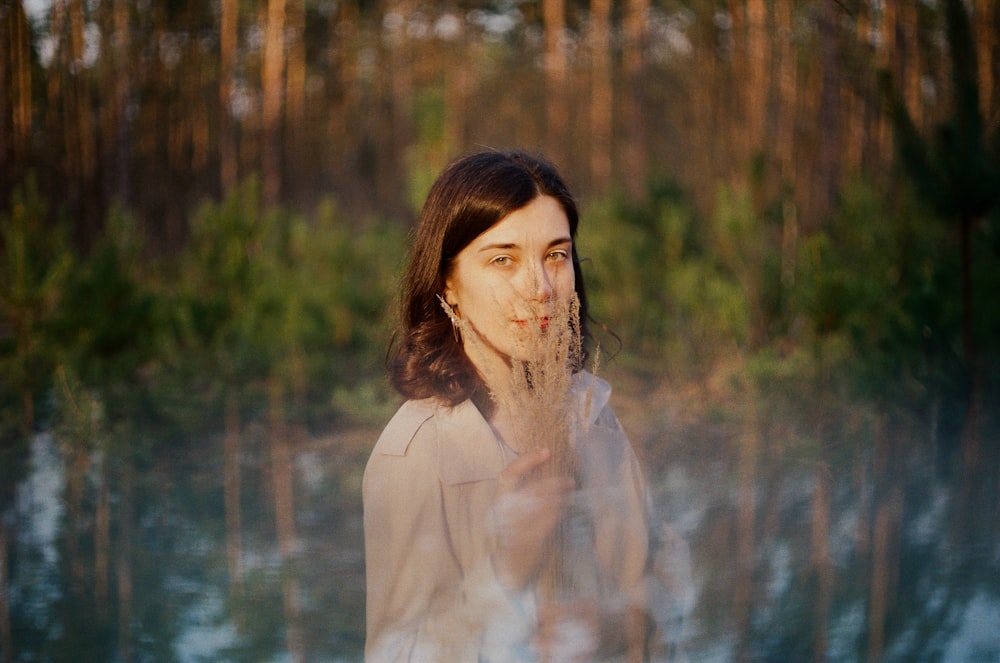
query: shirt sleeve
363 412 535 662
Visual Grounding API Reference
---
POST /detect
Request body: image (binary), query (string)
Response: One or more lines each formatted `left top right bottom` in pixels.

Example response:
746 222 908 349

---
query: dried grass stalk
440 292 592 600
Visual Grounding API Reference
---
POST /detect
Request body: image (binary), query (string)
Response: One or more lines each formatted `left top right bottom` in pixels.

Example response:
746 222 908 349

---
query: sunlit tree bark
876 0 898 161
901 1 922 129
64 0 99 236
589 0 613 191
806 1 841 226
444 37 469 157
111 0 132 205
262 0 287 207
219 0 239 192
1 0 32 194
544 0 568 167
745 0 768 156
774 0 798 286
622 0 647 197
285 0 306 202
974 0 996 116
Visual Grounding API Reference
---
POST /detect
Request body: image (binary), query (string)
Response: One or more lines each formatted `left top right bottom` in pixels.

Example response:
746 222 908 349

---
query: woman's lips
514 317 550 329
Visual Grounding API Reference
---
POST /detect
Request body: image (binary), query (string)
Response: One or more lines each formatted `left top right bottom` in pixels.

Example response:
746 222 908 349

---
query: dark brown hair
389 149 591 406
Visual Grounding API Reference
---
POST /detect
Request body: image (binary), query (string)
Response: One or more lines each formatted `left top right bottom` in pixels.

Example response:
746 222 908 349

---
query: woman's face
444 195 576 363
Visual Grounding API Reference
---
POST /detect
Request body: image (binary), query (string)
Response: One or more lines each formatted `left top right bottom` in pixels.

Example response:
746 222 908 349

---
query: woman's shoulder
369 396 506 484
371 398 441 457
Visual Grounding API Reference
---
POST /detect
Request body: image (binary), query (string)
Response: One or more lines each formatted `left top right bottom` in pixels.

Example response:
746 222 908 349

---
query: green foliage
52 206 163 391
580 181 754 378
171 179 405 426
794 180 962 403
0 175 74 431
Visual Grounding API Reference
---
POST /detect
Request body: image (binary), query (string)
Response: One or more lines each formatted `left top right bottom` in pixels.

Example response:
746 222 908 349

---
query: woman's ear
443 280 457 308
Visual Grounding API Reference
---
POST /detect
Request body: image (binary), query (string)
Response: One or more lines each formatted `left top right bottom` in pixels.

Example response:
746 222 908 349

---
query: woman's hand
492 447 574 590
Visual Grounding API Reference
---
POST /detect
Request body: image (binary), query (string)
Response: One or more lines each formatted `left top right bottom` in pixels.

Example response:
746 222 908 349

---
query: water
4 405 999 662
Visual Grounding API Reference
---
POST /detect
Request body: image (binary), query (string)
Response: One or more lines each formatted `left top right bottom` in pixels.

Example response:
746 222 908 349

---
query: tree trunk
744 0 768 155
973 0 996 117
901 0 922 129
812 1 840 226
444 39 468 157
775 0 798 287
68 0 98 235
543 0 568 167
219 0 239 192
262 0 287 208
589 0 613 191
2 1 33 192
111 0 132 206
622 0 648 198
285 0 306 202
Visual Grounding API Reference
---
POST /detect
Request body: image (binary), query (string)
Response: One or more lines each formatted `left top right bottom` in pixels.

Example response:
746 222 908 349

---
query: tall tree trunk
444 38 468 157
543 0 568 167
775 0 798 287
285 0 306 202
220 0 239 192
68 0 97 235
262 0 287 208
901 1 922 129
973 0 996 117
112 0 132 206
326 0 360 206
744 0 768 157
876 1 898 163
2 1 33 192
622 0 648 198
589 0 613 191
811 1 840 226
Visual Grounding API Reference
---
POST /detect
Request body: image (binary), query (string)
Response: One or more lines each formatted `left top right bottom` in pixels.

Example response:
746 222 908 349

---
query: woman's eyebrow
477 237 572 253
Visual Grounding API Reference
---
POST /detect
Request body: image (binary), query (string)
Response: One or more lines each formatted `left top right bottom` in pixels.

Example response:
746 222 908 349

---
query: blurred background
1 0 999 660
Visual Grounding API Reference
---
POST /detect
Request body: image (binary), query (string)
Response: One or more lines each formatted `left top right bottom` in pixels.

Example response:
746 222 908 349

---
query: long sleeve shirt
363 372 650 662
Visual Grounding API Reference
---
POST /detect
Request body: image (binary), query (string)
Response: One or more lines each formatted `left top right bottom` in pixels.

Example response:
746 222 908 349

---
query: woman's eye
490 255 512 266
547 250 569 262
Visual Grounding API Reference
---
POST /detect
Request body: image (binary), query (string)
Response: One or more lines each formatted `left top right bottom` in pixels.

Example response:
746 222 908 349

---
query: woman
363 150 650 662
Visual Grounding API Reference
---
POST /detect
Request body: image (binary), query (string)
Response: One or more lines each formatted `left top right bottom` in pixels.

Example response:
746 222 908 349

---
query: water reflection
5 407 999 661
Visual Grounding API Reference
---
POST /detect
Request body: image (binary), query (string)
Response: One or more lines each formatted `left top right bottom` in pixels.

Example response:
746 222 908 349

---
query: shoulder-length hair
389 149 591 407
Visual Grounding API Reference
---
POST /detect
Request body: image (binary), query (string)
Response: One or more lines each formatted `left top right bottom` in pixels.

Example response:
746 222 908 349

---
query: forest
1 0 999 660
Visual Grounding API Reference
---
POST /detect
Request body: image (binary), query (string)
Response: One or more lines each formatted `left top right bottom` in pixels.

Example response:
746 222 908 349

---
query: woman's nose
526 262 554 302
